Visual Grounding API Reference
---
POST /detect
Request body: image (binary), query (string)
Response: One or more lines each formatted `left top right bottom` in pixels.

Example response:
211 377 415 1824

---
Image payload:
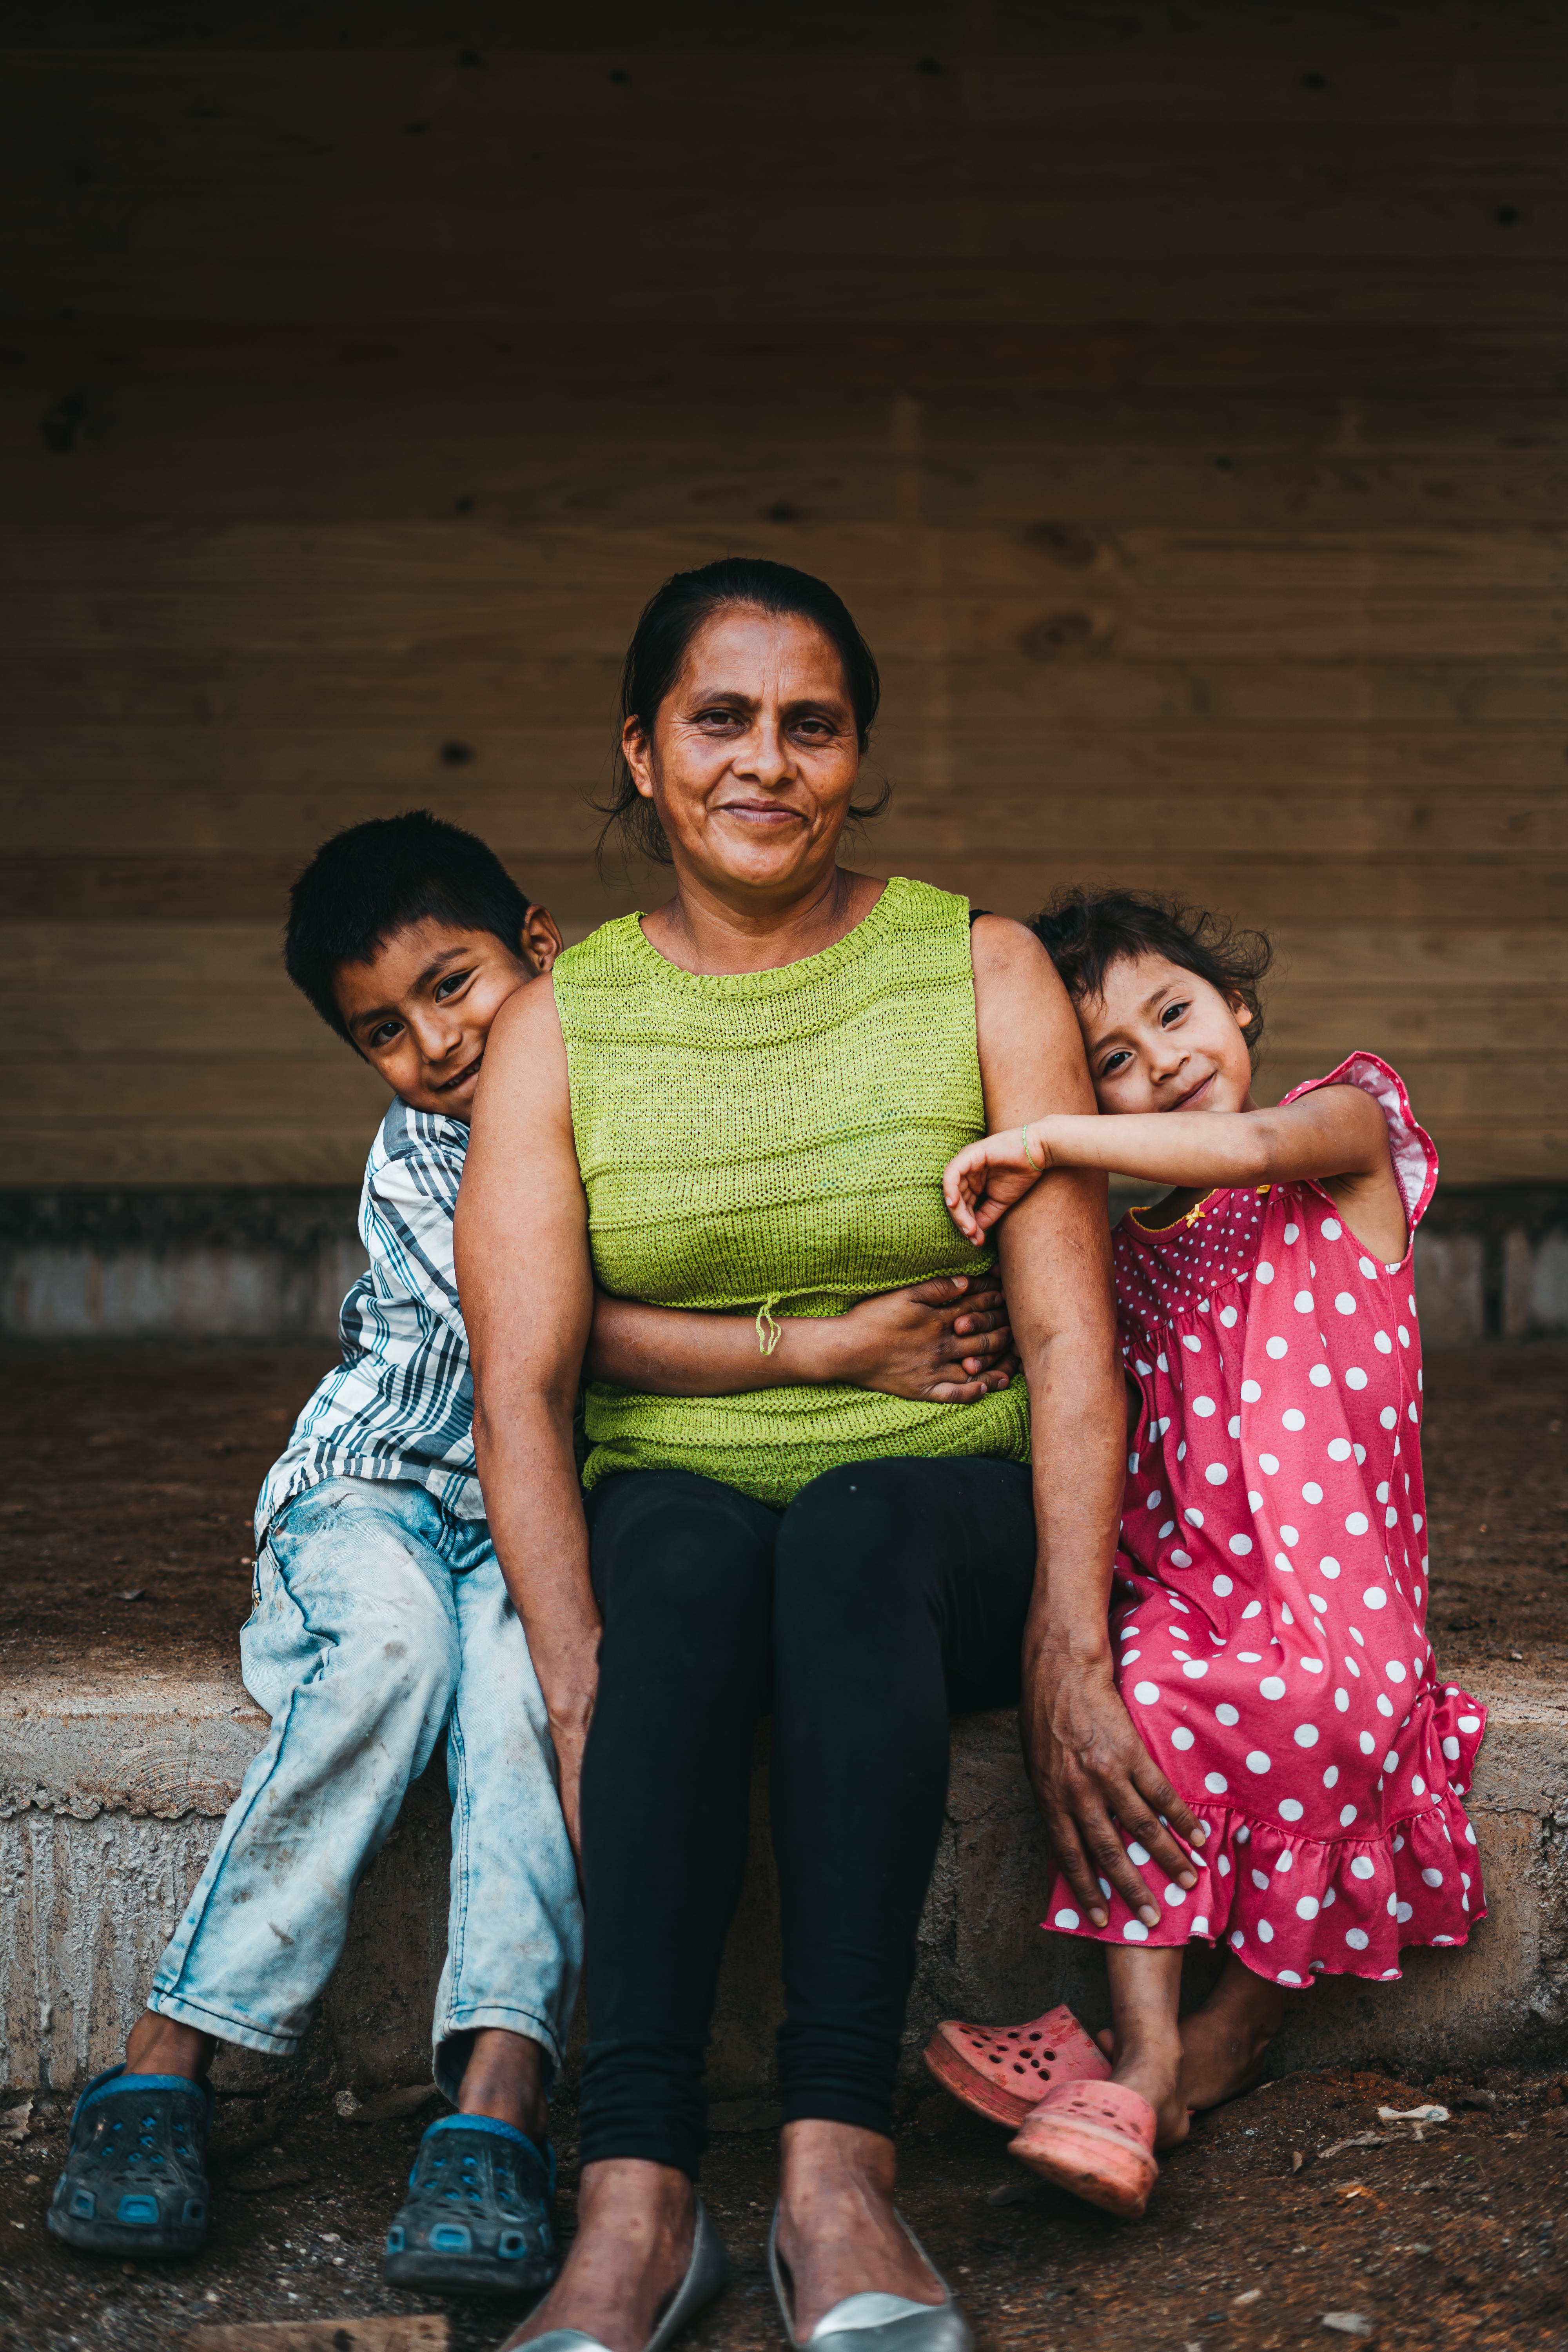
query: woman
456 559 1202 2352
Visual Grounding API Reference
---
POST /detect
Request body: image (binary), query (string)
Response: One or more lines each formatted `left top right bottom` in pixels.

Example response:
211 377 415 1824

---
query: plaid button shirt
255 1098 483 1543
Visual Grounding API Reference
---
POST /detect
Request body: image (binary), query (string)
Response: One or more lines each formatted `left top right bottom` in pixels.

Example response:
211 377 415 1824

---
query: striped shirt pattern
255 1099 483 1542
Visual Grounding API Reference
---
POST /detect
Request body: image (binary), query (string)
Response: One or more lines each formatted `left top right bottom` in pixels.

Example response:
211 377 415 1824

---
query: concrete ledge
5 1662 1566 2095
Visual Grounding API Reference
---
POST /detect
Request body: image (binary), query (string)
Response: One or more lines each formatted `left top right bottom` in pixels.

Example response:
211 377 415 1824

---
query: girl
930 889 1486 2220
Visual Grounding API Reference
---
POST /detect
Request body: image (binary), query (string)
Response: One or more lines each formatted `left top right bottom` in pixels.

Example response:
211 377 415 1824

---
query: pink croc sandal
1006 2078 1159 2220
922 2003 1111 2130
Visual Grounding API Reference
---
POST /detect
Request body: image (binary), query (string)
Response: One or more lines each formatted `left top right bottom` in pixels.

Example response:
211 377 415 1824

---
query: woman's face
623 606 862 903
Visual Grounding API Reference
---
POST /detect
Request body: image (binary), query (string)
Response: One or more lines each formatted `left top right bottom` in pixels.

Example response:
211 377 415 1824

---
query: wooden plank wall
2 4 1564 1189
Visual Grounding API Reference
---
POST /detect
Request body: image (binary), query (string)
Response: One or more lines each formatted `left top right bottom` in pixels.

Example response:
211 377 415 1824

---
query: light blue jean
148 1479 582 2097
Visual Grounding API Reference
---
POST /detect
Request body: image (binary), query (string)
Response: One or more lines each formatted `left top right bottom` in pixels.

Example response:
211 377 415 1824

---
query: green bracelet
1021 1125 1043 1173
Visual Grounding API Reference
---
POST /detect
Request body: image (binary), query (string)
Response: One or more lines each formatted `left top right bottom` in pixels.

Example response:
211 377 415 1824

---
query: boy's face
1076 951 1257 1118
333 910 563 1118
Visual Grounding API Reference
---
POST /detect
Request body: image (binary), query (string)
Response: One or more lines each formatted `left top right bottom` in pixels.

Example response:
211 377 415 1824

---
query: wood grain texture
3 3 1564 1190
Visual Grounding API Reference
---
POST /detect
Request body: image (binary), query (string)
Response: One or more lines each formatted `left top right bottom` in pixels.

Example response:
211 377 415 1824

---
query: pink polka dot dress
1042 1054 1487 1988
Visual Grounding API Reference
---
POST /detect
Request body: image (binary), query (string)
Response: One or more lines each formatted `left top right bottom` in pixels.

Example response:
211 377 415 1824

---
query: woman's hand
537 1650 601 1860
943 1122 1053 1247
827 1274 1015 1401
1020 1648 1203 1928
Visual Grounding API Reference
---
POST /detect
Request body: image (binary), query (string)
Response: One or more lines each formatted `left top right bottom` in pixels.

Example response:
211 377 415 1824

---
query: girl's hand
943 1123 1052 1247
830 1274 1016 1402
1021 1651 1203 1928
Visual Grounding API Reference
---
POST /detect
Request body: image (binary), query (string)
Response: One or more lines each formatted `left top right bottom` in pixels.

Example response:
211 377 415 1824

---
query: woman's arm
970 917 1202 1928
587 1276 1014 1403
454 976 600 1851
946 1087 1399 1248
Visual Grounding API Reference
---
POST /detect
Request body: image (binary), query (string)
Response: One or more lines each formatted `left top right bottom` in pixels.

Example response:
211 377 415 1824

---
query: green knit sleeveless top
553 875 1031 1506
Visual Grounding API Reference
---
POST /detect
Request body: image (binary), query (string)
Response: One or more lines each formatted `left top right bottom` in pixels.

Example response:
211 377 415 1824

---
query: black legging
577 1454 1038 2177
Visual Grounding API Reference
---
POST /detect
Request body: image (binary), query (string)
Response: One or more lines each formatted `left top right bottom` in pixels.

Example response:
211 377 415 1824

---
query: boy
49 811 581 2297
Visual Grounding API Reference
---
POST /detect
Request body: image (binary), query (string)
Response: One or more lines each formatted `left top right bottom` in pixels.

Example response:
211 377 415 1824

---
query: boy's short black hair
1029 887 1272 1064
285 809 532 1046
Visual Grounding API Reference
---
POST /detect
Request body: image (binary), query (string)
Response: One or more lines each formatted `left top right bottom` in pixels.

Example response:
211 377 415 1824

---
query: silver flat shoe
768 2206 973 2352
512 2194 730 2352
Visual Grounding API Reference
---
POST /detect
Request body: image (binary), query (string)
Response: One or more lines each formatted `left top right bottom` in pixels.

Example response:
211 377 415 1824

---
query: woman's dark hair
599 557 886 864
285 808 532 1049
1029 887 1272 1062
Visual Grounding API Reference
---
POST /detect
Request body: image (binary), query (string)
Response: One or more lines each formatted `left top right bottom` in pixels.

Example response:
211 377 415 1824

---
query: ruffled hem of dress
1040 1699 1488 1989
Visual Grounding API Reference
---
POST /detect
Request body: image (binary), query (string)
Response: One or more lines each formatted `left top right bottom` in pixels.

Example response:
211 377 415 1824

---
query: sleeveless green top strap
553 875 1031 1506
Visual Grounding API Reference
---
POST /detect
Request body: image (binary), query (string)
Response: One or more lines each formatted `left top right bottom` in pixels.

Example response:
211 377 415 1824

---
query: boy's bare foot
455 2026 548 2142
123 2011 215 2080
775 2120 943 2340
1176 1955 1292 2116
497 2159 694 2352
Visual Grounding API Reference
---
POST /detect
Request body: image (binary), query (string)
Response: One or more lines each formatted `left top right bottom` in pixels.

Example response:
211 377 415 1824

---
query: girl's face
622 605 862 907
1077 951 1258 1117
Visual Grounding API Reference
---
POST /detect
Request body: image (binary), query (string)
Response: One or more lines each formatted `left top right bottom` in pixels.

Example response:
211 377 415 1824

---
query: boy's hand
943 1123 1052 1247
828 1274 1016 1402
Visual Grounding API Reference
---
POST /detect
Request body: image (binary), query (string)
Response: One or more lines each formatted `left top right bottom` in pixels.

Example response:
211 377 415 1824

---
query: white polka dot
1229 1533 1254 1556
1212 1574 1234 1597
1350 1855 1376 1880
1193 1396 1217 1418
1282 1408 1306 1432
1346 1512 1370 1537
1442 1735 1460 1762
1280 1523 1300 1544
1379 1406 1398 1430
1238 1651 1263 1663
1356 1254 1375 1277
1327 1438 1352 1462
1284 1222 1300 1244
1362 1586 1387 1611
1409 1403 1419 1424
1127 1841 1150 1865
1120 1650 1141 1665
1158 1521 1175 1538
1242 1602 1263 1622
1334 1686 1349 1712
1374 1331 1393 1355
1386 1661 1406 1683
1171 1725 1195 1749
1294 1723 1319 1747
1309 1363 1332 1388
1296 1894 1321 1920
1411 1775 1426 1796
1383 1749 1399 1774
1230 1929 1245 1948
1322 1219 1343 1240
1377 1695 1394 1718
1245 1750 1271 1774
1345 1927 1370 1950
1185 1508 1205 1527
1398 1325 1410 1347
1257 1453 1279 1477
1319 1555 1340 1579
1266 1336 1289 1360
1163 1880 1189 1906
1183 1333 1202 1353
1133 1681 1160 1704
1054 1907 1081 1929
1192 1913 1210 1935
1206 1463 1229 1486
1241 1379 1263 1402
1259 1675 1287 1700
1183 1659 1210 1679
1216 1703 1241 1727
1256 1261 1275 1285
1205 1772 1229 1794
1229 1416 1243 1439
1257 1920 1274 1944
1345 1367 1368 1390
1248 1489 1264 1512
1334 1292 1356 1316
1302 1481 1323 1504
1420 1867 1444 1889
1251 1867 1270 1891
1457 1714 1480 1733
1170 1549 1192 1567
1396 1900 1413 1923
1279 1797 1305 1822
1358 1730 1376 1755
1294 1289 1314 1314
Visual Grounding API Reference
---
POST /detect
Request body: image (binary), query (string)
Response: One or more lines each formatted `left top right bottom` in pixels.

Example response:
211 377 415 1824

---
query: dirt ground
2 1340 1568 2350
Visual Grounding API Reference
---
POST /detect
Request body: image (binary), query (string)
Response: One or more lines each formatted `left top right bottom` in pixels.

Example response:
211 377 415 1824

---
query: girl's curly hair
1028 887 1273 1065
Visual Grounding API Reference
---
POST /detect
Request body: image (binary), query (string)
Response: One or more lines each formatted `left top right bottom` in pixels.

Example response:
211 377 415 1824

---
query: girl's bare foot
1176 1955 1292 2116
1100 1947 1189 2150
497 2159 693 2352
774 2120 944 2341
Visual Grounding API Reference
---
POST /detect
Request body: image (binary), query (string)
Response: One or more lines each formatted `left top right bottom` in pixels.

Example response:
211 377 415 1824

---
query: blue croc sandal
383 2114 557 2298
47 2065 213 2258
